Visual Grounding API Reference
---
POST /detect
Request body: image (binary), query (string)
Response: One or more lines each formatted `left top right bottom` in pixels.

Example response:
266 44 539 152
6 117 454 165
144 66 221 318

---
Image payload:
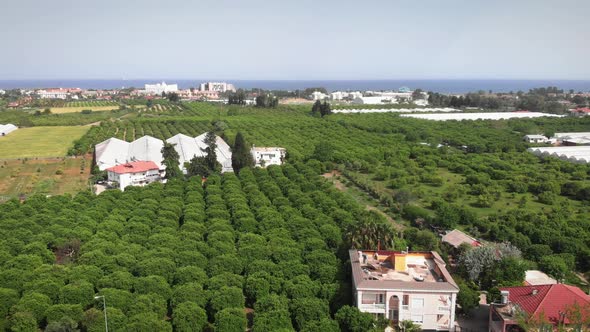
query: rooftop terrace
349 250 459 291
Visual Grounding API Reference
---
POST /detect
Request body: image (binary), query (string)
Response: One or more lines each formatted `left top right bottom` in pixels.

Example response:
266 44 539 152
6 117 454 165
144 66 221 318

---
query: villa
349 249 459 331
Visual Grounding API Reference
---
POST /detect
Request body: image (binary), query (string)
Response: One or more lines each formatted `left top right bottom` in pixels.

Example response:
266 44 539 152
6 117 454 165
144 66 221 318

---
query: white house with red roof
106 161 162 191
489 284 590 331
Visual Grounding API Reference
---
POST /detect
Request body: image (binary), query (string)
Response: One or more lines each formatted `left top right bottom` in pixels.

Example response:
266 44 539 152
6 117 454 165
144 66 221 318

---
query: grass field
49 106 121 114
0 157 91 202
0 126 89 159
65 101 118 107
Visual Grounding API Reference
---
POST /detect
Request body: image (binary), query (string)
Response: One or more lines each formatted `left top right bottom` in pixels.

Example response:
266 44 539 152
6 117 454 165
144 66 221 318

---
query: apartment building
349 249 459 331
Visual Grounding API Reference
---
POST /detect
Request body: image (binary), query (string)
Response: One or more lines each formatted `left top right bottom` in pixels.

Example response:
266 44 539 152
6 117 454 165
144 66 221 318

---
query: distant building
523 135 549 144
441 229 481 249
191 90 220 99
144 82 178 95
330 91 362 101
0 89 5 95
199 82 236 93
489 284 590 332
352 96 397 105
251 146 286 167
414 99 429 107
349 249 458 330
554 132 590 146
37 88 73 99
569 107 590 117
106 161 162 191
311 91 328 101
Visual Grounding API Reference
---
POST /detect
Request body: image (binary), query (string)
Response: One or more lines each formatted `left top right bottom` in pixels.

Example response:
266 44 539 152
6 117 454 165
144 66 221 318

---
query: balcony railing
359 303 386 310
402 305 409 311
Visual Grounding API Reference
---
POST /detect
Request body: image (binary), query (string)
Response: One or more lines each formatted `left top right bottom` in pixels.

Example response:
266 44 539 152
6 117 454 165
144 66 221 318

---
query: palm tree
346 211 395 249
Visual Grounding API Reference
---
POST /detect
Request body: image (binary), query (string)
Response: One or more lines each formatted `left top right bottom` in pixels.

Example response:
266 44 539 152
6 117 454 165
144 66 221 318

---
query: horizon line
2 78 590 82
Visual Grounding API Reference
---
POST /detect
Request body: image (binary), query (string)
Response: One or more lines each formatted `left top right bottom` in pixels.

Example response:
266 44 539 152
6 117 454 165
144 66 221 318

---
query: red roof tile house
106 161 162 191
489 284 590 331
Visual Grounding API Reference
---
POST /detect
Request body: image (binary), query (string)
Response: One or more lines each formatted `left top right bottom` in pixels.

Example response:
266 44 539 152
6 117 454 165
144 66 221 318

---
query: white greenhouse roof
400 112 563 121
96 133 235 172
528 146 590 164
333 107 459 114
0 124 17 136
95 135 164 171
195 133 233 172
554 132 590 139
167 133 204 167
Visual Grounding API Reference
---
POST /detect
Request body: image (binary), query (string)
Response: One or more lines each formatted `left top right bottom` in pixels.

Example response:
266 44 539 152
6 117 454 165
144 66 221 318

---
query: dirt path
323 171 404 231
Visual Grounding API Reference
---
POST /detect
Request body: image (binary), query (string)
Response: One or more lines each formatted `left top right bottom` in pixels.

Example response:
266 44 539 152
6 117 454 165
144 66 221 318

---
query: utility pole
94 295 108 332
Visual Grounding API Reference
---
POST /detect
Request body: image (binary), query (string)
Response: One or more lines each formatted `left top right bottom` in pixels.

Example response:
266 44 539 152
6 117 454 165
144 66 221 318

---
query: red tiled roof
501 284 590 324
106 161 159 174
574 107 590 113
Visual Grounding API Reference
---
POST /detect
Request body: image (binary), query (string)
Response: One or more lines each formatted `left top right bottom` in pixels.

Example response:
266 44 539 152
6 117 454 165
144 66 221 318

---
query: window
378 294 384 304
402 295 409 305
411 314 423 323
411 298 424 309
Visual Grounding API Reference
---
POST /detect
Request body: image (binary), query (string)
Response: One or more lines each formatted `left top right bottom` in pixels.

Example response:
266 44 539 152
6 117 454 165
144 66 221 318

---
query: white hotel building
144 82 178 95
349 249 459 331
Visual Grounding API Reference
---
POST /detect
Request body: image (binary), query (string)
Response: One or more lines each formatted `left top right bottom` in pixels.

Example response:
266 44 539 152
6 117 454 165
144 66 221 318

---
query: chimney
501 290 510 304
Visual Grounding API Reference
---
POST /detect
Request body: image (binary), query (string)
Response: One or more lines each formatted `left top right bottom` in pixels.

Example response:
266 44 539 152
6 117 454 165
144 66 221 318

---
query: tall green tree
187 156 210 178
204 131 221 173
161 143 181 179
320 101 332 117
311 100 321 116
231 132 254 172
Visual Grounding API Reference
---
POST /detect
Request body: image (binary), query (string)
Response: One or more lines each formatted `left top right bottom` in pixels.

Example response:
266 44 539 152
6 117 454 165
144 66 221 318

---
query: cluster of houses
525 132 590 164
95 133 285 190
311 87 428 106
0 124 17 136
524 132 590 146
351 228 590 331
132 81 237 100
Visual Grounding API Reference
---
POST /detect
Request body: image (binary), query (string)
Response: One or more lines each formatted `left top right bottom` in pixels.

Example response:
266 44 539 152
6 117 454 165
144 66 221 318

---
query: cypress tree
161 143 181 179
231 132 254 172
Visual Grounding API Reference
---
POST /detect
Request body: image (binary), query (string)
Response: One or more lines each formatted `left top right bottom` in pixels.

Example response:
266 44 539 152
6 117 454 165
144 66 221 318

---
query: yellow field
0 126 89 159
49 106 120 114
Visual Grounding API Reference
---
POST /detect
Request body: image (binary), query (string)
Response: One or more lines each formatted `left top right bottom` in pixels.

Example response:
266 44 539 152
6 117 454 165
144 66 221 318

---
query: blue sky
1 0 588 80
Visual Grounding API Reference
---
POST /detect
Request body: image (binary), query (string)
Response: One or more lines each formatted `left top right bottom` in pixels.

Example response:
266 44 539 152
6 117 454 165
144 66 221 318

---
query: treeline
428 92 502 109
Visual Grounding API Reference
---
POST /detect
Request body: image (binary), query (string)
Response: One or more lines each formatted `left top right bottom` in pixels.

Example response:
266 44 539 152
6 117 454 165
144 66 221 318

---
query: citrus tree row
0 162 393 331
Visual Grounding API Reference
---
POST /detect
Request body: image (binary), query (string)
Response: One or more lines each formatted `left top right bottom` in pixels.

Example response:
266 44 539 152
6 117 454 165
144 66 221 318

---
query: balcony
359 303 386 311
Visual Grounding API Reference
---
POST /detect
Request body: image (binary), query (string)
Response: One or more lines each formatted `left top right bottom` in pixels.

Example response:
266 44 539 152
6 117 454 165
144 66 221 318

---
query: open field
0 126 89 159
0 156 91 202
49 105 121 113
65 101 118 107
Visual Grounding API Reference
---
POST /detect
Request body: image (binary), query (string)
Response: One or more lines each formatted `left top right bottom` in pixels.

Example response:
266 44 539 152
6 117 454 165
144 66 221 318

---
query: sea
1 79 590 94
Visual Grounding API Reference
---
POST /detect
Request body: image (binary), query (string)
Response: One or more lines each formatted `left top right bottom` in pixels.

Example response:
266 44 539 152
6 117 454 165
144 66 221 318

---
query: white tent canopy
96 133 233 172
168 133 233 173
528 146 590 164
0 124 17 136
95 135 164 171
